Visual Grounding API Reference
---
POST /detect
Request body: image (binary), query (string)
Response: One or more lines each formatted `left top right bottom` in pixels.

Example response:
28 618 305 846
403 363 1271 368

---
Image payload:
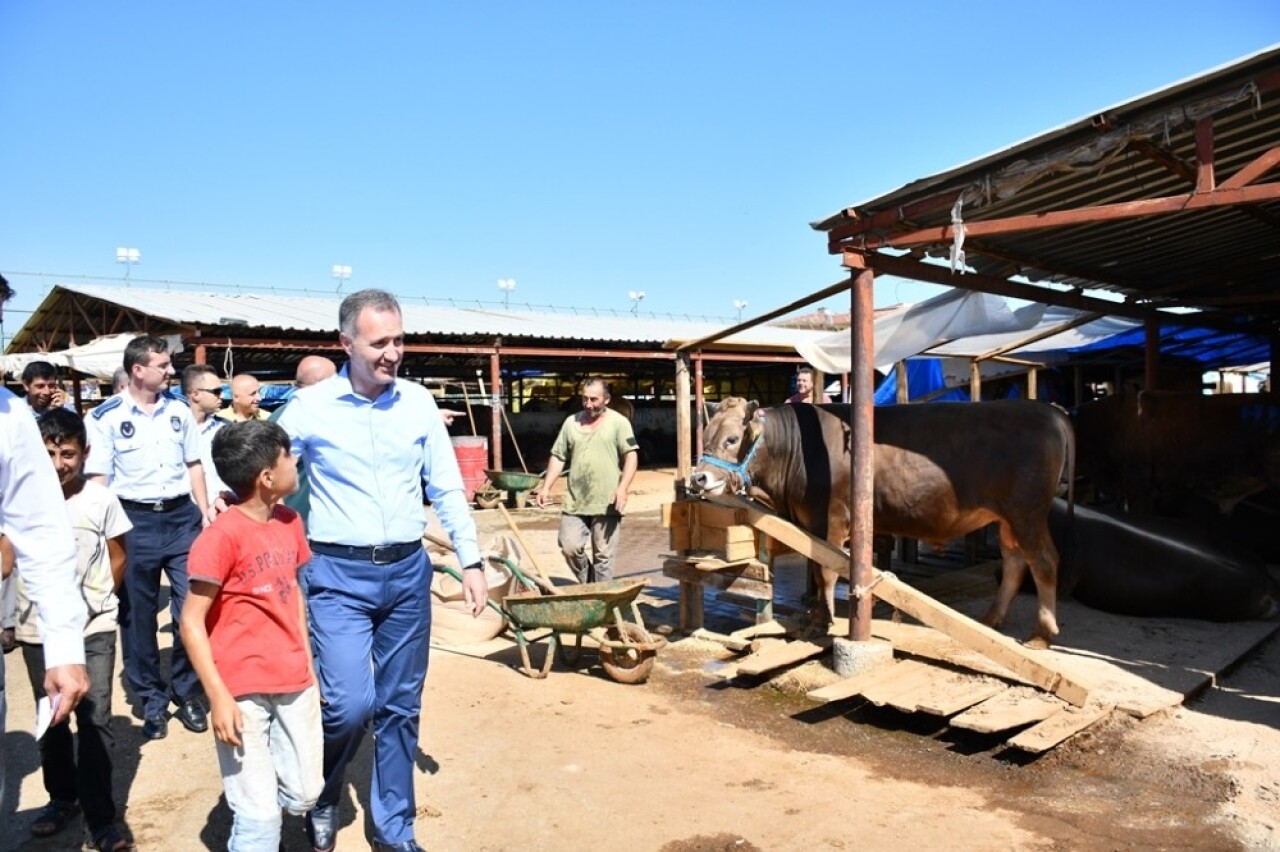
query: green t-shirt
550 409 638 516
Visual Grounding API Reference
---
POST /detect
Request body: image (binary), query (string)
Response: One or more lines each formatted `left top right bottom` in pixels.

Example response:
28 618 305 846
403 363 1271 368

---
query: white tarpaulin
2 333 184 380
795 288 1048 373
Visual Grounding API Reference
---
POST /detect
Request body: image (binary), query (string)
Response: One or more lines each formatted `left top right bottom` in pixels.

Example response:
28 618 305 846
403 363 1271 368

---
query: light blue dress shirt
276 367 481 568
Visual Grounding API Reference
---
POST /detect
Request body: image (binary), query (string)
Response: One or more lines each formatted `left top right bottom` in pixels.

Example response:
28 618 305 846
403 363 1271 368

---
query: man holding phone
22 361 73 419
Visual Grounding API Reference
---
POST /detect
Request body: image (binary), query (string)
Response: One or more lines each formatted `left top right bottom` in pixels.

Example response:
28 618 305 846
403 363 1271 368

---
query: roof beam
821 188 966 243
843 250 1150 319
839 182 1280 251
846 250 1272 334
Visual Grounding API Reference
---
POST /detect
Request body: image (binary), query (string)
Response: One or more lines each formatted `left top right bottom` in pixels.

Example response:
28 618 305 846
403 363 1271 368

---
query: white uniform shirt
0 390 85 666
85 391 201 500
196 415 230 501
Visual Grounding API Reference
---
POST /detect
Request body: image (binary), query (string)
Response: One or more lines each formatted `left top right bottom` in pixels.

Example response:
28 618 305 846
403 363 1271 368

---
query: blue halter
698 428 763 492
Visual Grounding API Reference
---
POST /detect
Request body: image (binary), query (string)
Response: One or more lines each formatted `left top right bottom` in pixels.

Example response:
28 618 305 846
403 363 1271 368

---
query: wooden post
849 269 875 642
895 360 909 404
969 360 981 401
490 351 503 472
1027 366 1038 400
694 353 705 462
675 352 692 486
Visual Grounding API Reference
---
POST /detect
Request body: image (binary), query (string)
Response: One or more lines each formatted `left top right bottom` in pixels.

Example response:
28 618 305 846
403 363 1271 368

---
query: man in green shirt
535 378 639 584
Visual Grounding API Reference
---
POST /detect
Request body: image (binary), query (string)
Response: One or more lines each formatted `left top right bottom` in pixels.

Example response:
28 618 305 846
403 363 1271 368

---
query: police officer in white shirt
181 364 230 503
86 335 210 741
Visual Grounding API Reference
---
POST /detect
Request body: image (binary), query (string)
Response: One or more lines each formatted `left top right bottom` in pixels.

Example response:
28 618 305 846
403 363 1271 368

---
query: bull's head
689 397 762 495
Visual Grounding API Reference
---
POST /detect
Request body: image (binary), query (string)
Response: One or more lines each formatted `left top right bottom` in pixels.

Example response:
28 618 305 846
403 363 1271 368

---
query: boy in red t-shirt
181 420 321 851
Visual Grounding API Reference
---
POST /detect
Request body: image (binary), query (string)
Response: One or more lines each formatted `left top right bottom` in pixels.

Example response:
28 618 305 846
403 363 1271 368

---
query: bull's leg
801 562 839 638
1022 531 1060 649
983 522 1026 633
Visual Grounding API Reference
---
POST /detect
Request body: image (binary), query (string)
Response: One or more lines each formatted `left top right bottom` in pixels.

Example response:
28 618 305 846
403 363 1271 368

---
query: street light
332 264 352 292
115 247 140 284
733 299 748 321
497 278 516 308
628 290 646 316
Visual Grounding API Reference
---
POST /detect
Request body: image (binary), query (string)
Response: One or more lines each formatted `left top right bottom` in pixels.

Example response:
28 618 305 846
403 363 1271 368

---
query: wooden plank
690 628 752 652
807 660 902 704
703 493 1091 707
860 659 942 710
911 677 1007 717
662 561 772 599
670 525 690 551
1006 703 1115 754
735 639 826 677
731 621 788 641
695 524 756 545
691 525 757 560
949 689 1063 734
865 620 1033 684
694 502 746 528
662 501 693 528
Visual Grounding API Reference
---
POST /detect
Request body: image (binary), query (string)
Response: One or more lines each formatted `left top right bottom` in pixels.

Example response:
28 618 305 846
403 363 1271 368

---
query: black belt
309 540 422 565
120 496 190 513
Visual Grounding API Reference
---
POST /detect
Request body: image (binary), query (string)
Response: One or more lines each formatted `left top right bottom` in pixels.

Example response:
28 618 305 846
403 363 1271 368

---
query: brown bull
689 398 1074 646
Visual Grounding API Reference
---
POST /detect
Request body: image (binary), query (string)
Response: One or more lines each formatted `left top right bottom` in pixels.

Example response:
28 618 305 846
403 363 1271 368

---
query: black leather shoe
141 713 168 740
175 698 208 733
372 842 425 852
306 804 338 852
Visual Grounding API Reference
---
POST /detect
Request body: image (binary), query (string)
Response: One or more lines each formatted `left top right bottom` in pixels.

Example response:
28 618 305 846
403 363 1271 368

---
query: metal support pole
849 269 876 642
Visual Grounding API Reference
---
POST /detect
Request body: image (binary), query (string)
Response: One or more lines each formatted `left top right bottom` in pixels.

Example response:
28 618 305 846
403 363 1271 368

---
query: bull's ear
745 400 759 421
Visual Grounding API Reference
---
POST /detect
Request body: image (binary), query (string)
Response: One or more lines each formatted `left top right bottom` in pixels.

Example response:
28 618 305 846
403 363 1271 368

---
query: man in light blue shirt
276 289 486 852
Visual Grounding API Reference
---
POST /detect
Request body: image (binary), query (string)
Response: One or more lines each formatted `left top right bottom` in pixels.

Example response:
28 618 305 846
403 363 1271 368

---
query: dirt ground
3 468 1279 850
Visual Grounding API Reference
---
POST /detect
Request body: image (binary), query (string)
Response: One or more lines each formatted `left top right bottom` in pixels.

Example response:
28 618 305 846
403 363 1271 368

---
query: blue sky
2 2 1276 339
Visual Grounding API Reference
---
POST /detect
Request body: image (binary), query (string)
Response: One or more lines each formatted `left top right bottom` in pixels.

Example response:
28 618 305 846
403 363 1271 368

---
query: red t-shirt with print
188 504 313 698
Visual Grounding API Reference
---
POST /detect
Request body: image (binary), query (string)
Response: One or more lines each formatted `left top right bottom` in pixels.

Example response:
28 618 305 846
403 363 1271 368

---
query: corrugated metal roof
814 44 1280 328
14 283 832 353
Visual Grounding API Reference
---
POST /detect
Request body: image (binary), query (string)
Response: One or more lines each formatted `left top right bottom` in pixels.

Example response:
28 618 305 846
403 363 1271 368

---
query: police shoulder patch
91 396 123 420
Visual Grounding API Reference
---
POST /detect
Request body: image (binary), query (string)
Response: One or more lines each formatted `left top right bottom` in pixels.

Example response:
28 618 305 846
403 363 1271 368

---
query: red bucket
451 436 489 503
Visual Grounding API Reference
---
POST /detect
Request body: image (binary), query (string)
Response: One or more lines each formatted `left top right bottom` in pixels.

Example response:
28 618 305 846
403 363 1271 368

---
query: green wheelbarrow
438 561 665 684
475 469 544 509
502 578 666 684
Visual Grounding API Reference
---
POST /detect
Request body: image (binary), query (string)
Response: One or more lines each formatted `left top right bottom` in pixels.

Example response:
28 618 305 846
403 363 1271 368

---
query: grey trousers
557 513 622 584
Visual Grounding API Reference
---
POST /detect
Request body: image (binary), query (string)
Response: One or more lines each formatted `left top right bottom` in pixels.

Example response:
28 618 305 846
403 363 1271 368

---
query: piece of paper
35 694 61 740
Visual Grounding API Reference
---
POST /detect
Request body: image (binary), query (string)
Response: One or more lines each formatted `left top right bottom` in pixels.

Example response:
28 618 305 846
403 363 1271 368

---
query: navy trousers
118 500 202 717
302 548 433 847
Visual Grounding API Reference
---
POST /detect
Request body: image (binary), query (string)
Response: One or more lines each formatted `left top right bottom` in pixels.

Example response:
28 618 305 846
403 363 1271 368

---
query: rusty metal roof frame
814 45 1280 334
6 284 814 381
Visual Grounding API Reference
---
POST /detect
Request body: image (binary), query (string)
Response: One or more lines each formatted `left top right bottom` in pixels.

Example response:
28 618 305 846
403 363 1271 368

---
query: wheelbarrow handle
423 532 554 595
434 563 511 621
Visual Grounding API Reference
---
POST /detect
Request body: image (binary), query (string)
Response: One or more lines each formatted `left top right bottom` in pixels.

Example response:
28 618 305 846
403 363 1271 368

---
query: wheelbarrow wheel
475 489 503 510
599 622 657 685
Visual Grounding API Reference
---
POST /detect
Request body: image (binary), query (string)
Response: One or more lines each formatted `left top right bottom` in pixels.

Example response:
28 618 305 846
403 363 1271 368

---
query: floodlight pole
115 247 140 285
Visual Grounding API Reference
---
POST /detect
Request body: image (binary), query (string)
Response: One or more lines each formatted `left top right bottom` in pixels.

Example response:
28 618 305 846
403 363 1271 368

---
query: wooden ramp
693 494 1110 751
700 494 1092 707
688 494 1278 752
704 619 1113 753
